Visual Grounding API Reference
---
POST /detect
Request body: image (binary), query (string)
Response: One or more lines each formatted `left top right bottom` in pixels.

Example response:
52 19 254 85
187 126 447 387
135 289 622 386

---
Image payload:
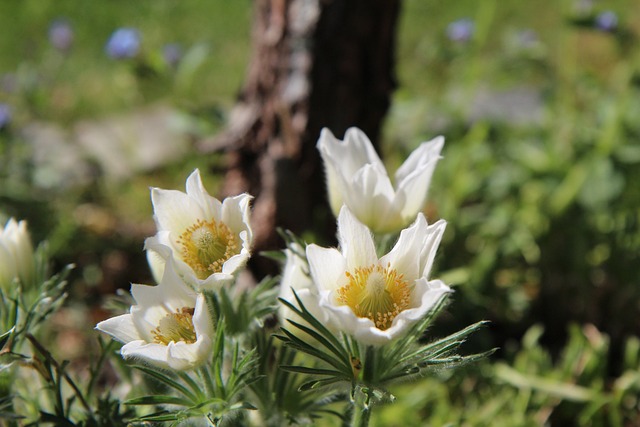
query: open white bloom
0 218 35 289
306 206 451 346
145 169 253 291
278 243 329 332
318 127 444 234
96 259 213 371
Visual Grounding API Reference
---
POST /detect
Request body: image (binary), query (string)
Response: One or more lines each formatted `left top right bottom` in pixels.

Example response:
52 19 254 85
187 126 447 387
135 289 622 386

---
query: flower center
177 219 240 279
152 307 197 345
336 264 411 330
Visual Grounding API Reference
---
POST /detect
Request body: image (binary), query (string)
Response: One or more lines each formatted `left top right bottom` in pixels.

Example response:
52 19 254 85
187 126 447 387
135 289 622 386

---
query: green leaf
494 362 601 402
280 365 347 377
132 365 198 402
124 395 193 406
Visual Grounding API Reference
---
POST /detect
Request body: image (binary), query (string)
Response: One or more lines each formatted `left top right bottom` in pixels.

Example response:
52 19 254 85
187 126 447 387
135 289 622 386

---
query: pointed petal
96 314 142 343
185 169 223 220
306 244 346 292
380 214 429 281
121 341 171 369
395 136 444 184
220 193 253 240
151 187 205 234
403 278 452 319
394 138 444 223
167 336 212 370
419 219 447 278
337 206 377 269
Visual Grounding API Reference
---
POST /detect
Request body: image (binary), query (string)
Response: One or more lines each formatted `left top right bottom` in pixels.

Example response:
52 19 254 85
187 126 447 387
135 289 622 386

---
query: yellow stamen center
336 264 411 330
177 219 240 279
152 307 197 345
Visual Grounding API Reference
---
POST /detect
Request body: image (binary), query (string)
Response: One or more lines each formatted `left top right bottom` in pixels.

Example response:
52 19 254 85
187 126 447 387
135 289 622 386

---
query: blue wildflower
446 18 475 43
49 19 74 52
105 28 141 59
163 43 182 68
595 11 618 32
0 104 11 129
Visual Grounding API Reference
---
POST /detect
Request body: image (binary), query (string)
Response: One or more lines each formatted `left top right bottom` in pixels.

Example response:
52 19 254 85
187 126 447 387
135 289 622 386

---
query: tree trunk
201 0 401 276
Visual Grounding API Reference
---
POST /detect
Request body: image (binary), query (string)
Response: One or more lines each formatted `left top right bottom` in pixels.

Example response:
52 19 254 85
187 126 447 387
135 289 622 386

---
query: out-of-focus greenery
1 0 640 425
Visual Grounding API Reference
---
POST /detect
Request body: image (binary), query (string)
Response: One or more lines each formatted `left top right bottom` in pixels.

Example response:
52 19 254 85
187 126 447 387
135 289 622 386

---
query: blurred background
1 0 639 425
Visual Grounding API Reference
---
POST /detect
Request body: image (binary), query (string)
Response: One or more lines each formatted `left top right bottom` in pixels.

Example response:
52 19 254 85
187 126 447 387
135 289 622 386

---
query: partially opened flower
306 206 451 346
0 218 35 289
96 259 213 371
278 243 329 333
145 169 253 291
318 127 444 234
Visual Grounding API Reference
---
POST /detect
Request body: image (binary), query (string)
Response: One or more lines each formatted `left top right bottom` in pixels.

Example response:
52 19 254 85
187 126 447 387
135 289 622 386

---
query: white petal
319 295 393 346
197 272 235 291
220 193 252 238
220 251 250 276
344 127 385 170
394 139 444 223
343 164 396 232
306 244 346 293
403 278 452 320
380 214 429 281
145 247 166 284
95 314 142 343
419 219 447 279
121 341 171 369
395 136 444 184
192 294 214 338
151 187 205 234
337 206 377 269
166 335 212 370
185 170 218 215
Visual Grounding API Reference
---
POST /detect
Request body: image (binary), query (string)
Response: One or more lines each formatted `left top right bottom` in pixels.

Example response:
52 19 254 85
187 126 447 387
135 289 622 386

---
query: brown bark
201 0 401 276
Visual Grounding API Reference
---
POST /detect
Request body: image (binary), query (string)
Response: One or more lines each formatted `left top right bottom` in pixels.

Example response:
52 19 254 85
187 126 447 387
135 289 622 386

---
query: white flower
145 169 253 291
0 218 35 289
317 127 444 234
278 243 329 332
306 206 451 346
96 259 214 371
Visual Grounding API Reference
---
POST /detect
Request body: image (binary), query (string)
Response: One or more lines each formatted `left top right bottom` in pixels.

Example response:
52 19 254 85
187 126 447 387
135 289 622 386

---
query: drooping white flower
0 218 35 289
317 127 444 234
306 206 451 346
145 169 253 291
277 243 329 332
96 258 214 371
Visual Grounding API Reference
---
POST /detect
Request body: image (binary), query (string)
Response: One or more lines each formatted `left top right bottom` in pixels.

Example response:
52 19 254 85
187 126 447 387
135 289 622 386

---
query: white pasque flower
0 218 35 289
96 259 214 371
277 243 329 332
145 169 253 290
306 206 451 346
317 127 444 234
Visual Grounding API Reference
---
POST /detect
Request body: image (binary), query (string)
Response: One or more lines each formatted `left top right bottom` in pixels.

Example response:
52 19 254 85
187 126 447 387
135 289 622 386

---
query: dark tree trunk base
201 0 401 278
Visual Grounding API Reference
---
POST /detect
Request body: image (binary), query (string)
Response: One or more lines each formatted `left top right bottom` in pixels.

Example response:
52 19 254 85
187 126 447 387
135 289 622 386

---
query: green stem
351 387 372 427
199 365 216 399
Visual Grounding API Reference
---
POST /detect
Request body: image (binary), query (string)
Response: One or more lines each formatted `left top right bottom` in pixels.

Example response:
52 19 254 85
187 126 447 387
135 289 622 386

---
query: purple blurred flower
163 43 182 68
49 19 74 52
105 28 141 59
0 104 11 129
447 18 475 43
595 11 618 32
517 29 538 46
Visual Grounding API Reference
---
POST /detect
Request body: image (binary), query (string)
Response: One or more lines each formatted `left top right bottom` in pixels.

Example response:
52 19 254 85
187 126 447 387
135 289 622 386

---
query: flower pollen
337 264 411 330
177 219 239 279
152 307 197 345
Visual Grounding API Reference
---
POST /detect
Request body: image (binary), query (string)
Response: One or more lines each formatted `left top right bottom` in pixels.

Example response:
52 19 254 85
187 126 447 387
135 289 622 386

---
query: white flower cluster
281 127 451 346
97 126 449 370
97 170 253 370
